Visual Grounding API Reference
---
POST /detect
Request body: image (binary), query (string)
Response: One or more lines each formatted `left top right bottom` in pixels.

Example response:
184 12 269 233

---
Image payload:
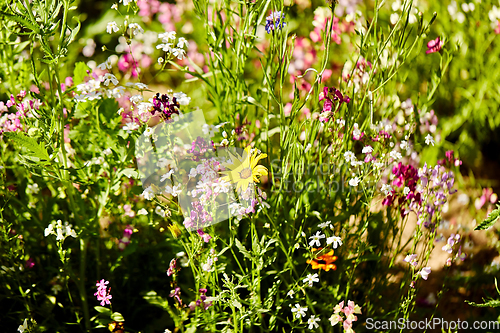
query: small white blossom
128 23 144 36
307 315 320 329
177 37 189 48
173 92 191 105
303 273 319 287
389 150 402 160
287 290 295 298
326 235 342 249
291 303 308 319
362 146 373 154
102 73 118 86
403 187 410 196
425 134 435 146
349 177 360 187
142 186 155 200
308 231 325 247
172 48 186 60
137 208 148 215
381 184 393 196
106 21 119 34
400 140 409 150
318 221 331 228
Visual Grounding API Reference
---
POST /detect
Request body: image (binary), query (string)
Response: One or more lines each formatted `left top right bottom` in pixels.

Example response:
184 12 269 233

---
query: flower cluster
156 31 188 60
329 300 362 332
151 93 181 121
265 11 286 34
94 279 112 306
118 225 133 250
188 288 212 311
0 91 40 134
318 86 351 122
44 220 77 241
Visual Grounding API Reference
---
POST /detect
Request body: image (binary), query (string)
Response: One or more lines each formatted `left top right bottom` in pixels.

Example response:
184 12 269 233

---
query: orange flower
307 248 338 271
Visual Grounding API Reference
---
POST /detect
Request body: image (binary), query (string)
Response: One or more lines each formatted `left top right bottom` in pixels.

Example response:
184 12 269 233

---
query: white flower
172 48 186 60
130 94 144 104
173 92 191 105
120 0 133 5
291 303 308 319
381 184 393 196
307 315 320 329
160 169 175 182
97 58 112 70
403 187 410 196
294 243 300 250
419 266 431 280
202 124 219 138
287 290 295 298
107 86 124 99
137 208 148 215
362 145 373 154
349 177 360 187
155 206 166 217
157 43 173 53
159 31 176 41
177 37 189 48
137 102 153 115
26 183 39 194
143 127 154 138
344 151 355 163
165 330 172 333
44 223 54 237
389 150 402 160
326 235 342 249
142 186 155 200
106 21 119 34
425 134 435 146
102 73 118 86
318 221 331 228
18 319 28 333
303 273 319 287
123 122 140 133
308 231 325 247
128 23 144 36
400 140 409 150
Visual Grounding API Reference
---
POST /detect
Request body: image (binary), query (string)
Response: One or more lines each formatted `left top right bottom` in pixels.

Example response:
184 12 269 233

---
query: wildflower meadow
2 0 500 332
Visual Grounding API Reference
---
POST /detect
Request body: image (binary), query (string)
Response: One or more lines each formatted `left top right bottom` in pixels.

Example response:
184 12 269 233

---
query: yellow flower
220 146 268 192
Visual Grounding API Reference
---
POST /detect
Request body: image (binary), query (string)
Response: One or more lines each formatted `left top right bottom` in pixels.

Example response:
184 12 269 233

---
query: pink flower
94 279 112 306
495 21 500 35
426 37 443 54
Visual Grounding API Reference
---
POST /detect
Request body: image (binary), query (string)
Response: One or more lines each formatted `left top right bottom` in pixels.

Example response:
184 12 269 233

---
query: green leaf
4 132 50 162
110 312 125 322
73 62 90 85
94 306 112 315
475 206 500 230
234 238 253 261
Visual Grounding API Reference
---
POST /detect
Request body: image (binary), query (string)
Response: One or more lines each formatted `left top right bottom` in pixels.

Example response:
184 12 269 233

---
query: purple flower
265 11 286 34
151 93 180 120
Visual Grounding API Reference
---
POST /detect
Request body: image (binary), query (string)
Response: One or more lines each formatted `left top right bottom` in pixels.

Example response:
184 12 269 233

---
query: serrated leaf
0 11 40 34
475 206 500 230
4 132 50 162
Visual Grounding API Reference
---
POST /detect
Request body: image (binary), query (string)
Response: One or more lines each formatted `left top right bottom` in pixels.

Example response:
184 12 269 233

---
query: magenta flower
426 37 443 54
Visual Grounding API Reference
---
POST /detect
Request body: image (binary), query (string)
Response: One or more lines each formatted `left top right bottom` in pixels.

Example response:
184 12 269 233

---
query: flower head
307 248 338 271
265 11 286 34
220 146 268 193
426 37 443 54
